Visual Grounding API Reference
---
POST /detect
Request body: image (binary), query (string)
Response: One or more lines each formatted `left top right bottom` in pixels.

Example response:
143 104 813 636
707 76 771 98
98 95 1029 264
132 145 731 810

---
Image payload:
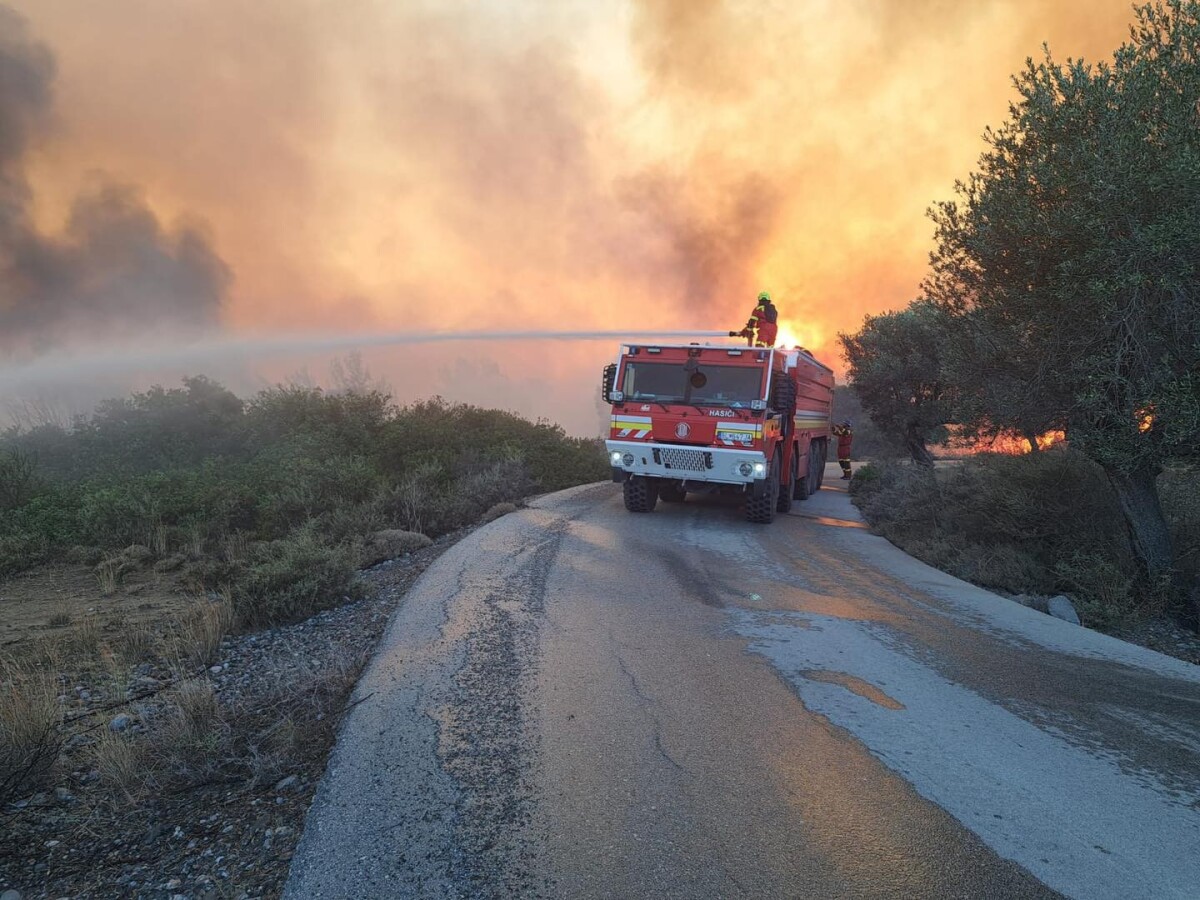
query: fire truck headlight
753 462 766 476
622 453 635 467
610 451 623 465
737 462 753 477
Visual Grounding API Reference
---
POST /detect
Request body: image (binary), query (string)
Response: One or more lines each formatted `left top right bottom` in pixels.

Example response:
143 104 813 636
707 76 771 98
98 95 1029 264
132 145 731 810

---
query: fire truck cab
602 341 834 523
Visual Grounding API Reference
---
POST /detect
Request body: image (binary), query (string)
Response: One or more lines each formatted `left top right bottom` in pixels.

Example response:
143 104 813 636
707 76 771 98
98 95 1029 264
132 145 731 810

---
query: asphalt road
285 465 1200 899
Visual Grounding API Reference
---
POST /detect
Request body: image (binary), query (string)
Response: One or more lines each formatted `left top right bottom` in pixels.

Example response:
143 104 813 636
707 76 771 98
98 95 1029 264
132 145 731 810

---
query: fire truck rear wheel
792 452 807 500
815 439 828 488
777 452 796 513
660 480 686 503
746 455 780 524
623 475 659 513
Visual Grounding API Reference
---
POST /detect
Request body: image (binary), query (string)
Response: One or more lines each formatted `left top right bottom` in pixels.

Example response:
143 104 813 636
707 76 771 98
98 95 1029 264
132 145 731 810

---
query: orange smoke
6 0 1141 434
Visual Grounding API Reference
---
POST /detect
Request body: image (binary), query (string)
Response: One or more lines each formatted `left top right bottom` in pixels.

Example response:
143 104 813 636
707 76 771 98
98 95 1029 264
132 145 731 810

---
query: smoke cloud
3 0 1141 433
0 4 228 354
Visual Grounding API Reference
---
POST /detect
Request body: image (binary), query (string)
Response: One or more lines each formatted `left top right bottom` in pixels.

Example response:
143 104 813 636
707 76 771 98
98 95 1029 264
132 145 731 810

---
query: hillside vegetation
0 377 607 628
0 377 607 822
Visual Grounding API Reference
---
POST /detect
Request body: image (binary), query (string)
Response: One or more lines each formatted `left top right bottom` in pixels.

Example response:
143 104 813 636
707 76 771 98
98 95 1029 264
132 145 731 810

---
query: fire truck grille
654 448 712 472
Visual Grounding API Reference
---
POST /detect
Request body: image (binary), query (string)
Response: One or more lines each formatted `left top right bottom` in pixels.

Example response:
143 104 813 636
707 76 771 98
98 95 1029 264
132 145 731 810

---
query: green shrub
227 527 362 629
0 531 52 577
850 448 1154 625
0 383 607 585
244 385 390 456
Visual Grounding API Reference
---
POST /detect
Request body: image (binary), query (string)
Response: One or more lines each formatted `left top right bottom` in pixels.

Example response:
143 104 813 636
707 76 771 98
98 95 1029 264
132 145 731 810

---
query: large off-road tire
806 442 820 497
660 480 686 503
793 451 808 500
746 454 780 524
794 443 821 501
777 451 796 514
623 476 659 513
815 439 828 489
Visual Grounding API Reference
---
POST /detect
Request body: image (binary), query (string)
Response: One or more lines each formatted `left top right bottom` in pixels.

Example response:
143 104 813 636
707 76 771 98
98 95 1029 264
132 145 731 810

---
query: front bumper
605 440 768 487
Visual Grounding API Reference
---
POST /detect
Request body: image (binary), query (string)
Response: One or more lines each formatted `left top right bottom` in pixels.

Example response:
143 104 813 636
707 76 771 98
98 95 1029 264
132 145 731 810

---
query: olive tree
924 0 1200 590
839 300 952 467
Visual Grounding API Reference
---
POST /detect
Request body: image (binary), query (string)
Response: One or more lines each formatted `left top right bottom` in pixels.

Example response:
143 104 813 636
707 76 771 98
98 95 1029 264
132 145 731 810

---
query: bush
360 529 432 567
850 448 1152 625
0 384 606 585
0 666 62 807
226 527 362 629
0 531 52 578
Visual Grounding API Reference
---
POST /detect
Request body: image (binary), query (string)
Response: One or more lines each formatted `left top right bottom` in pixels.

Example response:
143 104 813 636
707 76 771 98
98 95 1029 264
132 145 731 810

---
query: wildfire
1137 406 1155 433
968 429 1066 455
1031 430 1065 451
774 322 818 352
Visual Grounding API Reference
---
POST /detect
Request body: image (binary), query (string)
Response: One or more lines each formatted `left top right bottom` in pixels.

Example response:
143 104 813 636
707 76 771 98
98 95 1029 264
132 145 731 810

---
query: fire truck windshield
621 362 764 407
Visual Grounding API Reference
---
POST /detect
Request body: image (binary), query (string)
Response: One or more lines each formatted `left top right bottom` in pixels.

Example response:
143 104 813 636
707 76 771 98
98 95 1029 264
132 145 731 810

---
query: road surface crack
609 630 695 779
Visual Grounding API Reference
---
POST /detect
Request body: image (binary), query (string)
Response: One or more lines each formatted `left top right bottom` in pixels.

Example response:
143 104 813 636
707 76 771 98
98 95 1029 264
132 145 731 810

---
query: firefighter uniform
833 420 853 479
734 292 778 347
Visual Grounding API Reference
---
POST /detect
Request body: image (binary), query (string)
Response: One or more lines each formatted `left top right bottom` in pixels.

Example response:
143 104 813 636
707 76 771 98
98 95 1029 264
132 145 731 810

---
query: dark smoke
0 3 228 354
623 168 784 313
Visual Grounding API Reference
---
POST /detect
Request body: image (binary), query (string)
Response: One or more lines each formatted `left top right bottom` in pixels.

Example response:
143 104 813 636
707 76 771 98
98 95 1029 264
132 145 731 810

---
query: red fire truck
602 341 834 523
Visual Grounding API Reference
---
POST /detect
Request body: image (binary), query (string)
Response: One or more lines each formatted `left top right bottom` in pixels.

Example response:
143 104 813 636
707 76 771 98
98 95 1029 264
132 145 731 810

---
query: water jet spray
0 329 731 391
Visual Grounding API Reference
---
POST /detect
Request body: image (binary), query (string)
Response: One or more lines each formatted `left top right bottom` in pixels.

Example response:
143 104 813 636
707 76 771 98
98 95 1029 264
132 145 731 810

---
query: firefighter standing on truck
730 291 778 347
833 419 853 479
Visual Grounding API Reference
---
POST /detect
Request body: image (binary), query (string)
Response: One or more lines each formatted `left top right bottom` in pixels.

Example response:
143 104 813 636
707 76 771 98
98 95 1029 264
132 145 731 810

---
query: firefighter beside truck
602 337 834 523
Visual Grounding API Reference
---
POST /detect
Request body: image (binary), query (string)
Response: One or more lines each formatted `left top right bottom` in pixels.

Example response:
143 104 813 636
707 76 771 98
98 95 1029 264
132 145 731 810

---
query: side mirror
601 364 618 403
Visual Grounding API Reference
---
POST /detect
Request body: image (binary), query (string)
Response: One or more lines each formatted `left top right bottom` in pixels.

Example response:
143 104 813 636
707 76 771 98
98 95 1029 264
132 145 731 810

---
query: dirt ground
0 562 197 659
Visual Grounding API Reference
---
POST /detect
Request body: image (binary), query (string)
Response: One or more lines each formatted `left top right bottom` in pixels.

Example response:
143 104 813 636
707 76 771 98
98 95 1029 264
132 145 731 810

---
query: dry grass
87 643 368 798
67 616 102 659
185 525 205 558
94 558 121 595
480 502 518 524
91 727 147 800
167 600 233 670
116 623 159 664
150 518 169 557
0 662 63 808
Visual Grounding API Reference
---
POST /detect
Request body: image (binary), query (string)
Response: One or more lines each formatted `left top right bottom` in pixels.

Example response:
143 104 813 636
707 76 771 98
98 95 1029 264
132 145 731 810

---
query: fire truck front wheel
623 475 659 513
746 454 780 524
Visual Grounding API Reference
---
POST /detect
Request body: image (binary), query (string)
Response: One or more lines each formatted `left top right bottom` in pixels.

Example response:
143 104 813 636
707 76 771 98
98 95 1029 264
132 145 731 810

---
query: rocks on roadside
1047 595 1081 625
1012 592 1080 625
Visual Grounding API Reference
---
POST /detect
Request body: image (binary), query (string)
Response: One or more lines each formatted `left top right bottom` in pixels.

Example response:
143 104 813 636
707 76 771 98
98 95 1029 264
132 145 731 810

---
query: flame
1032 430 1065 450
774 321 822 352
955 428 1067 455
1137 406 1155 433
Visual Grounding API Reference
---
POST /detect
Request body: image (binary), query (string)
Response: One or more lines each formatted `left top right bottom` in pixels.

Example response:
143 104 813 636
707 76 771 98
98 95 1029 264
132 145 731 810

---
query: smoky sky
0 3 228 354
1 0 1142 434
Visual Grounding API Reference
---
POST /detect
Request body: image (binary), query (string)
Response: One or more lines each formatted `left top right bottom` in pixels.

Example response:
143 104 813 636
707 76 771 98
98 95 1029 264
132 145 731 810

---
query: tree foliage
923 0 1200 588
838 300 952 466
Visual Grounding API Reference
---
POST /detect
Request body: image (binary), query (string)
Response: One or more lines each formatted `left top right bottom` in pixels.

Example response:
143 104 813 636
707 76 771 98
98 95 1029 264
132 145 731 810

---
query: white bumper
605 440 768 486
